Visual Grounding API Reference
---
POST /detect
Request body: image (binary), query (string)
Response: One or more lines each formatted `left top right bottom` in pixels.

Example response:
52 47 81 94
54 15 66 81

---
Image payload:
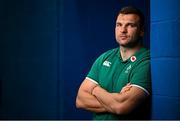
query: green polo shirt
86 47 151 120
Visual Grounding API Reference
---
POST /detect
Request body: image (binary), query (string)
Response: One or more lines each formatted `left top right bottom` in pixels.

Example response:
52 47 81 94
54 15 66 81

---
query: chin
120 44 129 47
117 41 129 47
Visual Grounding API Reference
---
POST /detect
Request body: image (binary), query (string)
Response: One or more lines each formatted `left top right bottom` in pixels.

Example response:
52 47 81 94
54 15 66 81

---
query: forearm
92 85 148 115
84 106 107 113
92 86 126 114
76 90 107 113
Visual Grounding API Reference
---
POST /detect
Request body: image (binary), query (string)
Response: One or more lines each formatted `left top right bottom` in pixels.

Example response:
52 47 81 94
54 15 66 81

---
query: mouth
120 35 128 40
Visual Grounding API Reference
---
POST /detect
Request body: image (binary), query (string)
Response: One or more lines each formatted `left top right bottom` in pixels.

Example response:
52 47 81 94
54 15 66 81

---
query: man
76 6 151 120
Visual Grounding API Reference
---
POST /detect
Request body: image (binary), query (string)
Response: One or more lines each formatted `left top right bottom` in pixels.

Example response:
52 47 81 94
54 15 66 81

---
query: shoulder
98 47 119 60
139 48 150 60
134 48 150 65
92 47 119 66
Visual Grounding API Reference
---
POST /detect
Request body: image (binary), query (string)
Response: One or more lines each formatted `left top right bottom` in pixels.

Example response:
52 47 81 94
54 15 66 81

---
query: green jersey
86 47 151 120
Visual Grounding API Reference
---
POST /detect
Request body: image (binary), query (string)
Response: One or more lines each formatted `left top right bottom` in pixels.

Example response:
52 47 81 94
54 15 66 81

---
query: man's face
115 14 144 48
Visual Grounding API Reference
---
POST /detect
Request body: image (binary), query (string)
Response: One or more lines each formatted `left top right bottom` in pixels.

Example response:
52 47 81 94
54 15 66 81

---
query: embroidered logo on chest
103 60 111 67
125 65 132 73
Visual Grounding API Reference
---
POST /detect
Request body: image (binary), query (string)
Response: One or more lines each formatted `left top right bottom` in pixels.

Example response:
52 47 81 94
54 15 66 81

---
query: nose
120 26 127 33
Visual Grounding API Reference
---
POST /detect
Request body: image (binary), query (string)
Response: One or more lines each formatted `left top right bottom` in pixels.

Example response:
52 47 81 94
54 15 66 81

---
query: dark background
0 0 150 119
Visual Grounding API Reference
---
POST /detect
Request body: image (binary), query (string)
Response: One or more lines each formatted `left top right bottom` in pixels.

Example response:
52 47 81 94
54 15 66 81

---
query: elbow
76 98 81 108
76 100 80 108
76 97 83 109
111 104 131 115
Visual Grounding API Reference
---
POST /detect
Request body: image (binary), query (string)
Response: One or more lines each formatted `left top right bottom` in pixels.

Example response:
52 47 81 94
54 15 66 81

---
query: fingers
120 83 132 94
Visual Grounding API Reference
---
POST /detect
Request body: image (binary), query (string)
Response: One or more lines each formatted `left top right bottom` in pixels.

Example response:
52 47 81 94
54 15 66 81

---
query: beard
117 37 142 48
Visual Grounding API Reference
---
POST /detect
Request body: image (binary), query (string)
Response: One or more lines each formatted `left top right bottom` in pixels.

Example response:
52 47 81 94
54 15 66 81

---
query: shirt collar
116 47 146 63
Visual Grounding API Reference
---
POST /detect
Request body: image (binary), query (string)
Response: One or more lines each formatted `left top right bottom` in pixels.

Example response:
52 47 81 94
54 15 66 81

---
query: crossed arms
76 78 148 115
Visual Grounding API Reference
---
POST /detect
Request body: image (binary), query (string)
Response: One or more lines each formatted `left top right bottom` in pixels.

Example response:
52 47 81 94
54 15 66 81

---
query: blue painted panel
151 59 180 97
151 0 180 119
151 21 180 58
151 0 180 21
152 95 180 119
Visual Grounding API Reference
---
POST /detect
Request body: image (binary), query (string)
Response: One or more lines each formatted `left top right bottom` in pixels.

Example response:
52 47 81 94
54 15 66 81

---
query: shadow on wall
0 80 1 106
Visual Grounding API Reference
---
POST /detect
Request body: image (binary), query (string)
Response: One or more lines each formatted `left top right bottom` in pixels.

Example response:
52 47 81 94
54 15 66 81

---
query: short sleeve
130 60 151 95
86 54 105 84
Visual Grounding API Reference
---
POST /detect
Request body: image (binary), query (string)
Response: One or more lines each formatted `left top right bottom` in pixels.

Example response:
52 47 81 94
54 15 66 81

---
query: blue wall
0 0 150 119
151 0 180 119
0 0 59 119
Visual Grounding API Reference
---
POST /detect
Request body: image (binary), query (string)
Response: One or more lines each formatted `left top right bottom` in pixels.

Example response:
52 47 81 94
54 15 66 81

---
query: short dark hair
118 6 145 29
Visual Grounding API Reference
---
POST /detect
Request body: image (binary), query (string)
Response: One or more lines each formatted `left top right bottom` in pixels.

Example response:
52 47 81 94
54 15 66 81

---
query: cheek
129 30 139 38
115 29 120 37
115 28 119 33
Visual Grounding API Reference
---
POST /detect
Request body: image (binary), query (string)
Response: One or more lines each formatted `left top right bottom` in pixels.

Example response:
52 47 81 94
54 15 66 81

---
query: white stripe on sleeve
86 77 99 85
131 84 150 95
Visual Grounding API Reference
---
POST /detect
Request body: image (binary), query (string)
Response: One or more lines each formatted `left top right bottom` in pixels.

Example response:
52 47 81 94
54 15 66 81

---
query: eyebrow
116 22 137 25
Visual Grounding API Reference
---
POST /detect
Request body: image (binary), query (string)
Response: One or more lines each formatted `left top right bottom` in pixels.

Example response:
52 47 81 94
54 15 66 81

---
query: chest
98 59 133 92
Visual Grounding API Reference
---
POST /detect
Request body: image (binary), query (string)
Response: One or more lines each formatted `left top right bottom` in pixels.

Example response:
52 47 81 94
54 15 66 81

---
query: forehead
116 14 140 23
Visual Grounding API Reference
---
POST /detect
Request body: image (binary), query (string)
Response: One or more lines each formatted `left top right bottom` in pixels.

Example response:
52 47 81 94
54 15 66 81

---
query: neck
120 44 142 61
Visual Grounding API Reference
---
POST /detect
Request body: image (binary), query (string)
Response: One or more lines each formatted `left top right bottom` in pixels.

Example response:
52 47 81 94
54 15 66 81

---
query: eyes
116 23 138 28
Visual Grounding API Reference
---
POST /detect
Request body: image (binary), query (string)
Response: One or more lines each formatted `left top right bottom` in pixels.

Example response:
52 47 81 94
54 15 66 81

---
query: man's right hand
120 83 132 94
